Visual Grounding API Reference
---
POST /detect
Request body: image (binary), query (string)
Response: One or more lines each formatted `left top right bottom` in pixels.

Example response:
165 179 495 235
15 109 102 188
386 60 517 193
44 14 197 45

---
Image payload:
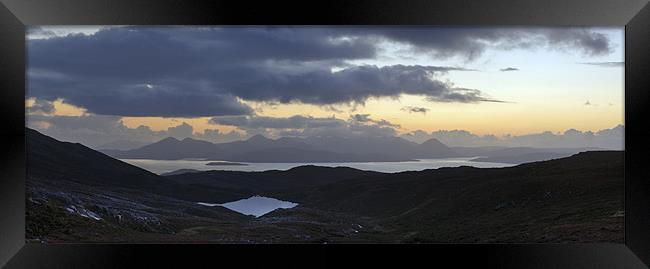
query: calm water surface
121 157 515 175
197 196 298 217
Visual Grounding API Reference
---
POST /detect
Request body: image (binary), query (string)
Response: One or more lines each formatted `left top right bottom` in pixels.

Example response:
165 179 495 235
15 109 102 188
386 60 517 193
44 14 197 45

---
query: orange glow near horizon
110 94 624 137
26 93 624 137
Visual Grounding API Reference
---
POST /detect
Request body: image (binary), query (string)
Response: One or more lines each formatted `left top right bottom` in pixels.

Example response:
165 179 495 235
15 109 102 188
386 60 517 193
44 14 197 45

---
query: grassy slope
293 151 624 242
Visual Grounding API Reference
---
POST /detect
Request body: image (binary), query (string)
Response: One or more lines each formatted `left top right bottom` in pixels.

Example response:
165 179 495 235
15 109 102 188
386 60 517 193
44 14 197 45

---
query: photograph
25 26 624 243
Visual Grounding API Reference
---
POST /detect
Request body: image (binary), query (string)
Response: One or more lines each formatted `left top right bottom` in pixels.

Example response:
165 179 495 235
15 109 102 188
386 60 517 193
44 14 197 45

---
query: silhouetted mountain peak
158 137 180 143
246 134 271 142
276 137 301 143
104 131 462 162
181 137 210 143
421 138 446 147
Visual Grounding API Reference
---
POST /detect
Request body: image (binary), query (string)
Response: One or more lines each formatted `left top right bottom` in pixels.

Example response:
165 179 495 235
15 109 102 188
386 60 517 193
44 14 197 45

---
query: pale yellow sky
28 94 624 137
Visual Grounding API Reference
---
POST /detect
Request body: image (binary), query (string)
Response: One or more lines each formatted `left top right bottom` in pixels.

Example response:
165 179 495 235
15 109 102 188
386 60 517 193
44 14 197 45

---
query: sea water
121 157 515 175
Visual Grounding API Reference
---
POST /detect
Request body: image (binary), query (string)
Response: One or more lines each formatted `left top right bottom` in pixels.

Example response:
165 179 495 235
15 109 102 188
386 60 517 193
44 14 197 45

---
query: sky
25 26 624 150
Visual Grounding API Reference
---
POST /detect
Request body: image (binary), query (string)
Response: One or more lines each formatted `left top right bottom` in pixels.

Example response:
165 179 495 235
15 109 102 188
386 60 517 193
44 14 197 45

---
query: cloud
349 114 400 128
29 110 624 151
401 129 497 146
26 99 55 114
27 26 108 40
322 105 345 113
27 73 254 117
212 114 400 138
27 115 246 149
401 106 430 114
369 27 612 60
27 27 613 117
399 130 431 143
211 115 345 129
351 114 372 122
578 61 624 67
28 114 163 148
194 129 247 143
167 122 194 139
26 26 57 39
400 125 624 149
425 88 505 103
499 67 519 72
226 64 492 105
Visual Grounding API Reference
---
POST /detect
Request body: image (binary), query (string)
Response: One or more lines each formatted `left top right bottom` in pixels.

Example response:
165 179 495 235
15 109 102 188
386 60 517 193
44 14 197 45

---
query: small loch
197 195 298 217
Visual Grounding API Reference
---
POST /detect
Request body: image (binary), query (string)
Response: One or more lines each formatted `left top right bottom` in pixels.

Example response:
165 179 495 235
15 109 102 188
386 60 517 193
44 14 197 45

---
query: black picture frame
1 0 649 268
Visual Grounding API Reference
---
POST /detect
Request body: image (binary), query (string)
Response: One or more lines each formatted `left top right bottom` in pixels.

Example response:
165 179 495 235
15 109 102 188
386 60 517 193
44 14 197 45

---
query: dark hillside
26 128 247 203
292 151 624 242
27 128 623 243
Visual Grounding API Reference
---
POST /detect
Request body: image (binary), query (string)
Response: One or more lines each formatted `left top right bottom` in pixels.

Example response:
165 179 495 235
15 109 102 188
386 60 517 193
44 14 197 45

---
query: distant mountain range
452 146 603 164
100 134 460 162
100 133 601 164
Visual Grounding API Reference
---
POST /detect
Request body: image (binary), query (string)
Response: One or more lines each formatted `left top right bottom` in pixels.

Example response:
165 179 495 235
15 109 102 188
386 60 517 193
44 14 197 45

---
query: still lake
197 196 298 217
121 157 516 175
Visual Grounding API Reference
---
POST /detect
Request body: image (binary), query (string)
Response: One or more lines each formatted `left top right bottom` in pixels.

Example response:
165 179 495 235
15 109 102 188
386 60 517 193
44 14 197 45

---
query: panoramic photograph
25 26 624 243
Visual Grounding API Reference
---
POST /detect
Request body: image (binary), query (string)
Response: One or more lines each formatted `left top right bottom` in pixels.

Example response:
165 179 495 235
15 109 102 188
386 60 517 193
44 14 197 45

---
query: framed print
1 0 649 268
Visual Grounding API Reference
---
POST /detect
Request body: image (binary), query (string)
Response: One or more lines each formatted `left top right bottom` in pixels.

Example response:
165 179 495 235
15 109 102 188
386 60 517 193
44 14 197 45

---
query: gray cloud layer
500 67 519 72
425 88 505 103
29 109 623 151
27 114 246 149
400 125 624 150
28 27 614 117
211 115 345 130
26 99 55 114
212 114 400 138
369 27 612 60
578 61 624 67
28 112 403 149
401 106 430 114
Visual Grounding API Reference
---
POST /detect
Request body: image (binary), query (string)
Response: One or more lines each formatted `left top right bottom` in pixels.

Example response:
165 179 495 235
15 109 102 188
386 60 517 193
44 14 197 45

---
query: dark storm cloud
365 27 612 60
224 64 497 104
578 61 624 67
500 67 519 72
211 115 345 129
27 27 376 81
27 27 613 117
401 106 429 114
28 73 254 117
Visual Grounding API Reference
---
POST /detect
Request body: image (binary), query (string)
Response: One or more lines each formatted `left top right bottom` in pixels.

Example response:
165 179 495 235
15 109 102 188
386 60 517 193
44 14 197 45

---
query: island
205 161 249 166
